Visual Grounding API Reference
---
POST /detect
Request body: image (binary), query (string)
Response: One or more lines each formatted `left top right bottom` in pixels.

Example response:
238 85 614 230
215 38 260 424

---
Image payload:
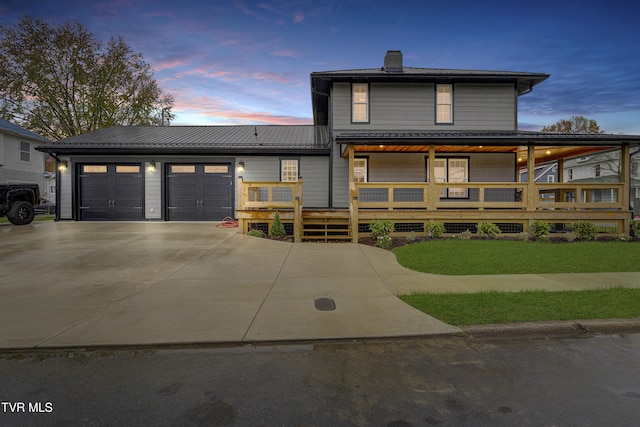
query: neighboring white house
0 118 54 200
563 145 640 217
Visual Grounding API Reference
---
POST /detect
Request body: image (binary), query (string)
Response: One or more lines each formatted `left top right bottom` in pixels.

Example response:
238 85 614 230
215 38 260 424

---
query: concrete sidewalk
1 222 638 350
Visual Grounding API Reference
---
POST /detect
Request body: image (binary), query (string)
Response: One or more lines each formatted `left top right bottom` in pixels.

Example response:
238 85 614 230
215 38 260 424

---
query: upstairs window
595 164 601 177
20 141 30 162
436 84 453 124
281 159 299 182
352 83 369 123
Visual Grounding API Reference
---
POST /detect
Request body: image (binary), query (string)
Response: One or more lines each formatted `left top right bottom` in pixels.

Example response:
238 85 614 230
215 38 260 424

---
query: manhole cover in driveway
314 298 336 311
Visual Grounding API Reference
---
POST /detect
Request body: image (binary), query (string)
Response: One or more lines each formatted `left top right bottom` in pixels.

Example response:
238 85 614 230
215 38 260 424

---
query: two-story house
0 118 54 200
37 51 640 240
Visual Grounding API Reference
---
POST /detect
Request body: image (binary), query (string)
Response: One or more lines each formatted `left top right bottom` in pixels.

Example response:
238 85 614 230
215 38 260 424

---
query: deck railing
354 182 625 211
236 179 629 242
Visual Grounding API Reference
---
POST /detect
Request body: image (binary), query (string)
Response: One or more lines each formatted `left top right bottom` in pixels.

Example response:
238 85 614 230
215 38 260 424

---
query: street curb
463 318 640 339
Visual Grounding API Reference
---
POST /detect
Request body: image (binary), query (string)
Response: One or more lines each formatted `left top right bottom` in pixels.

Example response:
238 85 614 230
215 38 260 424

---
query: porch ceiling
350 145 612 167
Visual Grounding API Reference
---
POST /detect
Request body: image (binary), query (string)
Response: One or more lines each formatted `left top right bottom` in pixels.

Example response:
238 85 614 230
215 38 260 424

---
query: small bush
573 221 598 241
426 221 445 238
370 220 394 248
247 229 266 238
453 229 472 240
406 231 417 243
565 232 578 242
269 211 286 239
530 221 551 240
478 222 501 239
631 219 640 237
516 232 530 241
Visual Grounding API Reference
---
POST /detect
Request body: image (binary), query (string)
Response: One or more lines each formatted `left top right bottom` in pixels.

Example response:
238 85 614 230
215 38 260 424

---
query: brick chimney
383 50 403 72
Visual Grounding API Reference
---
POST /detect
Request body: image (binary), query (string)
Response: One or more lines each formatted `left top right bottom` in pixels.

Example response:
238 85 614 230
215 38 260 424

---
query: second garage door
166 164 234 221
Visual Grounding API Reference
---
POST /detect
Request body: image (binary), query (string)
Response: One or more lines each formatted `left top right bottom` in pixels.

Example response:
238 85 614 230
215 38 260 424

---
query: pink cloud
272 49 298 58
293 11 304 23
173 94 311 126
251 71 290 84
153 59 190 72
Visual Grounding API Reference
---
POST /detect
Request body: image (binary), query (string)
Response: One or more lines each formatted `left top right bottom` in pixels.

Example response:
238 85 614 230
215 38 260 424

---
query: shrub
573 221 598 241
478 222 501 239
516 232 530 242
529 221 551 240
370 220 394 248
565 231 578 242
453 229 472 240
631 219 640 237
247 229 266 238
426 221 445 238
269 211 286 239
406 231 417 243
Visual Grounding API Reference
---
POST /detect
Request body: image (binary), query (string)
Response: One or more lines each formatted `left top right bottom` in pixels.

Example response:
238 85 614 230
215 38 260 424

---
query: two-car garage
78 162 234 221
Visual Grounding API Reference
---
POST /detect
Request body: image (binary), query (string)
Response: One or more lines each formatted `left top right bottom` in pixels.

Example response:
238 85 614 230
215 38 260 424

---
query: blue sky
1 0 639 134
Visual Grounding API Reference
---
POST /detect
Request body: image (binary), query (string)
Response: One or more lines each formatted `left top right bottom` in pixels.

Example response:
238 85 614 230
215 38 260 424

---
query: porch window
436 85 453 124
428 157 469 198
352 83 369 123
353 158 368 183
281 159 299 182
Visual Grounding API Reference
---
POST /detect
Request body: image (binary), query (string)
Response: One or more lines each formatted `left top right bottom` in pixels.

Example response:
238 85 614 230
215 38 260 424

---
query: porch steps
301 217 352 242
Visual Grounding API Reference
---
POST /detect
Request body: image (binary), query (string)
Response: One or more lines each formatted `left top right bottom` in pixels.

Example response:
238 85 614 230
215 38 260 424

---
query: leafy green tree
541 116 603 134
0 16 174 140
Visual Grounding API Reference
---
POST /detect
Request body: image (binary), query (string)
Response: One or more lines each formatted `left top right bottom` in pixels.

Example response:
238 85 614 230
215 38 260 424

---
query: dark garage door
78 164 144 220
166 164 233 221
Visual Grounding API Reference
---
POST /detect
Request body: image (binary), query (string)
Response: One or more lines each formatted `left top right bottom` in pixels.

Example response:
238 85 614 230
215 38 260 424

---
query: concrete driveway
0 222 460 349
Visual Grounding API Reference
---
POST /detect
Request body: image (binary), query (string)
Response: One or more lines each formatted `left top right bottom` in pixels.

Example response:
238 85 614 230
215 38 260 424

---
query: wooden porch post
621 144 631 233
557 158 564 183
526 144 537 231
427 145 436 211
237 177 245 233
294 177 303 243
348 145 359 243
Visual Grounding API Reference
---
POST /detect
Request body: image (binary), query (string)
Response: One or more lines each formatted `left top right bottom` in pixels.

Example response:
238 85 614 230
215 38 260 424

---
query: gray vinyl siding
367 153 425 182
300 156 329 207
237 156 330 209
454 84 516 130
332 146 349 208
145 162 161 219
332 82 516 131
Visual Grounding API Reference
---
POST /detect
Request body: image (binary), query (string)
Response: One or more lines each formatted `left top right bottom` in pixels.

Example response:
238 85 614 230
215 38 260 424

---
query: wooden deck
236 179 632 242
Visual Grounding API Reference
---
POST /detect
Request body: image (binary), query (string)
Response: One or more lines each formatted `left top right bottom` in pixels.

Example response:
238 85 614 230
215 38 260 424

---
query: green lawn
399 288 640 326
393 239 640 275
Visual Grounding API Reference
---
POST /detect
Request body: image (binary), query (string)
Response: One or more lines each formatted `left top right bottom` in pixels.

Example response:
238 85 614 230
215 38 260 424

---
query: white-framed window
436 84 453 124
632 160 640 178
428 157 469 198
353 158 368 183
352 83 369 123
547 175 555 183
20 141 30 162
568 168 573 180
281 159 298 182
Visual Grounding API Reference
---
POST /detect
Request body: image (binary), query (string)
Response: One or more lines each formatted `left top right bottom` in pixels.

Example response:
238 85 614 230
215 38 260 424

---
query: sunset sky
1 0 639 134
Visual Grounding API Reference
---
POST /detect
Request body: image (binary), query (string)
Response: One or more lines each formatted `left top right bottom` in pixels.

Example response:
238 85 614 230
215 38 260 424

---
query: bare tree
542 116 604 134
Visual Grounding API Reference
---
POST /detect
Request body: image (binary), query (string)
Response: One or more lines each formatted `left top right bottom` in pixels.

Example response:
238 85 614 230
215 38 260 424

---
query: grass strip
399 288 640 326
393 240 640 275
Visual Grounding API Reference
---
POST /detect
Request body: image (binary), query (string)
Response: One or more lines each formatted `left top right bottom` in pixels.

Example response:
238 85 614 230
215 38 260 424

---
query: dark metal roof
37 125 330 155
0 118 50 142
333 130 640 146
311 65 549 125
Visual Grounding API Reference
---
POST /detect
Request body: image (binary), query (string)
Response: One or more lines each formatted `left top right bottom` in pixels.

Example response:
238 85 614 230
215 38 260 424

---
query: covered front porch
237 132 636 243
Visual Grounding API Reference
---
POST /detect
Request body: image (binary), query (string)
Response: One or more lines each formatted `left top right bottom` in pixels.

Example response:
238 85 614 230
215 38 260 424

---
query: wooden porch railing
237 178 302 242
354 182 625 211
